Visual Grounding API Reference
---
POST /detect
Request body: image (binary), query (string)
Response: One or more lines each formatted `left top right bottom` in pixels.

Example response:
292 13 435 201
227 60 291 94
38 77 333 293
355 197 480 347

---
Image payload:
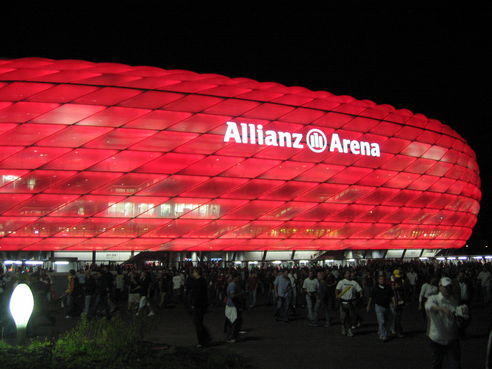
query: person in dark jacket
65 269 80 318
29 272 55 325
189 267 211 347
83 270 96 316
367 273 395 341
136 271 155 317
91 269 111 319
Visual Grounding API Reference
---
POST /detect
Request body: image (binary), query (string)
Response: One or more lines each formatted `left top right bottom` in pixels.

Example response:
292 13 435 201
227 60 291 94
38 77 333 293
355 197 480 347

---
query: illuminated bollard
9 283 34 345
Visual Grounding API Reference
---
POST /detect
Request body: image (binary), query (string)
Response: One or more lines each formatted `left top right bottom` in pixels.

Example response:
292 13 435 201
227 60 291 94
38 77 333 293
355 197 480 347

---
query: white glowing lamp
9 283 34 343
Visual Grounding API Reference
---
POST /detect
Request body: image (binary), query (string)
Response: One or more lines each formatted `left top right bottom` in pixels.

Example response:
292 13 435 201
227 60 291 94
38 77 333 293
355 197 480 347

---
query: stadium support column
92 251 96 265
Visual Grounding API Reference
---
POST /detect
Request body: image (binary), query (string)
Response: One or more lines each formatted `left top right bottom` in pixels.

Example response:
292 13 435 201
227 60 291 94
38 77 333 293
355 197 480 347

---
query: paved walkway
145 301 490 369
6 298 490 369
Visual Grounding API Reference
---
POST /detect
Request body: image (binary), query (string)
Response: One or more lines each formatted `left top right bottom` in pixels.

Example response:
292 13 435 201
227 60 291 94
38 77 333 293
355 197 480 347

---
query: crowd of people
1 259 491 368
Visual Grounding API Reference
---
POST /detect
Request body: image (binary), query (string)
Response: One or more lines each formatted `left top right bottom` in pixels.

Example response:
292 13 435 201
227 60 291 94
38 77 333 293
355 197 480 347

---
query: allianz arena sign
224 121 381 156
0 58 481 252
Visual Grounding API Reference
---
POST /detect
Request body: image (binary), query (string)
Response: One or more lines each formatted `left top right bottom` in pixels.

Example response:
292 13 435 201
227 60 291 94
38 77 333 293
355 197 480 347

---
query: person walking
136 271 155 317
115 269 125 302
127 270 140 311
390 269 406 338
91 269 112 319
317 271 331 327
188 268 211 348
274 269 292 323
325 272 337 311
39 270 54 303
82 270 96 316
157 271 171 308
247 272 258 309
419 276 439 321
457 272 470 305
172 271 184 304
225 273 244 343
303 270 320 326
366 274 394 342
336 270 362 337
406 268 418 301
29 272 55 326
287 271 298 315
477 266 492 303
65 269 80 318
267 270 277 306
425 277 469 369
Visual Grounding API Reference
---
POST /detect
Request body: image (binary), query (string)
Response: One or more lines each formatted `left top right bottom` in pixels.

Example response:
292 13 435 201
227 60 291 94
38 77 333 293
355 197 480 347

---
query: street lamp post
9 283 34 345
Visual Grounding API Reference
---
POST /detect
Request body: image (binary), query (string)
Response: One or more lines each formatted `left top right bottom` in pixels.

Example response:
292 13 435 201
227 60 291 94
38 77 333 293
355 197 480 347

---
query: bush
52 314 146 369
0 339 52 369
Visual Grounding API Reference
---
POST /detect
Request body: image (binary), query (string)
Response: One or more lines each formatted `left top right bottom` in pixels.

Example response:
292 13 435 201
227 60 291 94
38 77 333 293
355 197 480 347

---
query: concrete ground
146 300 490 369
4 296 491 369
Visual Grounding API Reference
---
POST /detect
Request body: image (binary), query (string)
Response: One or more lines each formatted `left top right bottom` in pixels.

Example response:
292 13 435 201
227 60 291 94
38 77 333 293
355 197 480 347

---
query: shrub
0 339 52 369
52 314 146 369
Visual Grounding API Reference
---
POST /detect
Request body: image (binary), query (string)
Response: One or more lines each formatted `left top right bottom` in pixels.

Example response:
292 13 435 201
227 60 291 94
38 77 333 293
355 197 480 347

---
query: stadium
0 58 481 268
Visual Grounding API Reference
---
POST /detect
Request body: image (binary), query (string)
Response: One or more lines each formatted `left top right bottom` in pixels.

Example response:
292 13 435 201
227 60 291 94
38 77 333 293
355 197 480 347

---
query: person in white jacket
425 277 469 369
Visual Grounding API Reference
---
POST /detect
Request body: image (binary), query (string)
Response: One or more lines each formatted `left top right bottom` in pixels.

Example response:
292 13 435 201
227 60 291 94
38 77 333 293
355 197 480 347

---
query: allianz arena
0 57 481 260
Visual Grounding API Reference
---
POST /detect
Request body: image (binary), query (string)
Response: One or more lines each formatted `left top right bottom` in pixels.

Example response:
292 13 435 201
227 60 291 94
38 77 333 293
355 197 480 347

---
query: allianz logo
223 121 380 157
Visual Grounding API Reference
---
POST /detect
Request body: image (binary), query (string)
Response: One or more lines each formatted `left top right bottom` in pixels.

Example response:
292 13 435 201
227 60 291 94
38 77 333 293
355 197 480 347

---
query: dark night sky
2 5 491 250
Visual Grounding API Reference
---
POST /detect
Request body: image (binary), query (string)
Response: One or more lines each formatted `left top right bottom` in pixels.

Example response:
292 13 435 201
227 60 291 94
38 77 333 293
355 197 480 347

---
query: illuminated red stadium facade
0 58 481 253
